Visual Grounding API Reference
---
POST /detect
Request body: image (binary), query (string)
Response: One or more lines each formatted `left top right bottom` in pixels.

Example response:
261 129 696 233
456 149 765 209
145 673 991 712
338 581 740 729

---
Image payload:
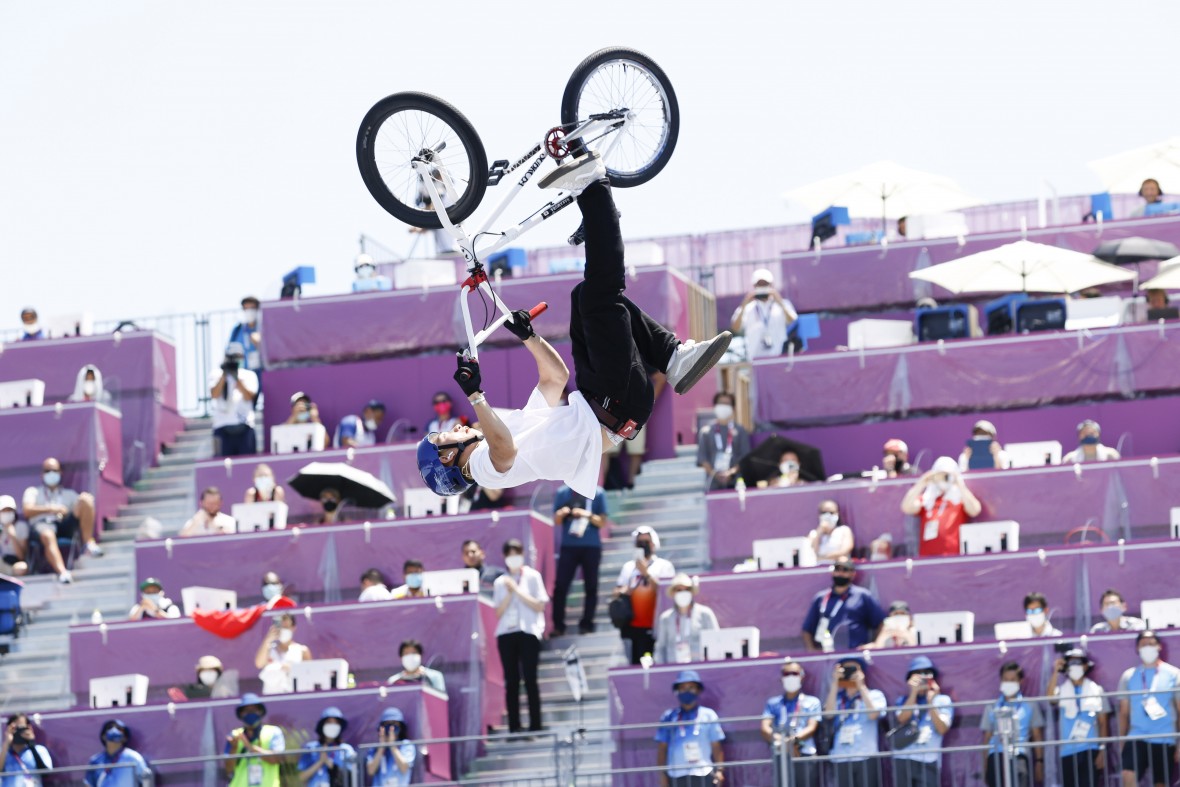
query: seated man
18 307 43 341
461 539 503 594
358 568 393 602
0 495 29 577
1089 588 1146 633
386 639 446 693
22 457 101 583
285 392 330 450
391 559 429 599
179 487 236 537
334 400 387 449
697 391 751 491
1061 419 1120 464
128 577 181 621
416 157 730 501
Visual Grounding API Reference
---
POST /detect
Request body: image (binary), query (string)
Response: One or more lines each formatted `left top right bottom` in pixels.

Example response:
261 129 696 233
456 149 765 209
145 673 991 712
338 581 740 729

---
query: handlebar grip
528 302 548 320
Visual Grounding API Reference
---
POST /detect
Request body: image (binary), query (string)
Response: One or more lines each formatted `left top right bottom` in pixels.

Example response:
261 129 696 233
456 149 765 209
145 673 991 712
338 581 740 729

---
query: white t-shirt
616 556 677 589
358 583 393 602
468 388 603 499
1 519 29 558
209 368 259 430
733 298 795 359
493 566 550 639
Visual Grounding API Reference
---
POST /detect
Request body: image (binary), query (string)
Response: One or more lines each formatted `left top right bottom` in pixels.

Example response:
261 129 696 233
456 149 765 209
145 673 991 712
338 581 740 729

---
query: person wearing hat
654 574 720 665
493 539 549 736
127 577 180 621
981 661 1045 787
801 559 886 652
761 659 822 787
177 655 237 701
210 341 259 457
352 253 393 293
1049 647 1110 787
882 439 912 479
655 670 726 786
296 707 356 787
730 268 798 360
890 656 953 787
958 420 1010 472
224 693 285 787
899 455 982 557
365 708 416 786
84 719 150 787
18 308 43 341
1116 631 1180 787
285 392 330 450
0 495 29 577
179 486 237 537
1062 419 1121 464
869 601 918 649
613 526 677 665
227 296 263 374
808 500 854 564
2 712 52 786
334 399 388 449
825 656 887 787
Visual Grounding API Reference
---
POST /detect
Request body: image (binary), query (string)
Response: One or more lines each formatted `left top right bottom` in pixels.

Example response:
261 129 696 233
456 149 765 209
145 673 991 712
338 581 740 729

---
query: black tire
356 92 488 229
560 47 679 188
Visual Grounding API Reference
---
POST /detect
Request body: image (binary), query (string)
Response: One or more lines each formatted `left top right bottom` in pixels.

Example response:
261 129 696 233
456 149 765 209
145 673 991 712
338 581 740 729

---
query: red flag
192 604 265 638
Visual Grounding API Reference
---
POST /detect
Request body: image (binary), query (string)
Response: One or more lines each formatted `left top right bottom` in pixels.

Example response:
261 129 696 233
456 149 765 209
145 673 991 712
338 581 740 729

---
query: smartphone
1054 640 1074 655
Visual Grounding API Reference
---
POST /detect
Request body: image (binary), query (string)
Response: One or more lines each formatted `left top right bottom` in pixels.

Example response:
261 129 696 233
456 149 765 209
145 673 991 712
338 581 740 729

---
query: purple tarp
707 455 1180 568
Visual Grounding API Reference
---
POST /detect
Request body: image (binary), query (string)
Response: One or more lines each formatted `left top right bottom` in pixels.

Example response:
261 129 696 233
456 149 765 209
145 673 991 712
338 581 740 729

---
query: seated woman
807 499 854 563
68 364 114 406
868 600 919 649
245 464 286 503
653 573 719 664
770 450 805 488
285 391 330 450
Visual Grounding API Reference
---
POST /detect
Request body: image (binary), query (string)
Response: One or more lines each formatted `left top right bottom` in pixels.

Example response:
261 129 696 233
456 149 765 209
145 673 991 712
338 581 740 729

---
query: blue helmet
416 434 475 497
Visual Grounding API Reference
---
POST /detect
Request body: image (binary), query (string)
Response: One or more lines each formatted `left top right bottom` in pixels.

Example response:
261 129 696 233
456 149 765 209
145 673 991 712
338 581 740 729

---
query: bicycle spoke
372 107 474 211
573 58 670 177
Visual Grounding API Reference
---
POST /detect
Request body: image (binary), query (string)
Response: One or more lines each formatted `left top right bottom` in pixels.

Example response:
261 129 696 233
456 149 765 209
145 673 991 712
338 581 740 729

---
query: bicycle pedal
487 159 509 186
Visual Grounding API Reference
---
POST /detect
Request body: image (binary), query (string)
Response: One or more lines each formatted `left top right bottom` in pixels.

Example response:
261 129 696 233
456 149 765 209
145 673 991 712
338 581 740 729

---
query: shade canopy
908 240 1134 294
782 160 980 221
287 462 397 508
1088 136 1180 194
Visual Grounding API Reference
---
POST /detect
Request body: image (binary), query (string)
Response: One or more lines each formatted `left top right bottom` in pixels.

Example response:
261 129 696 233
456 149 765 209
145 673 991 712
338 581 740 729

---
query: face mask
1140 645 1161 664
1079 435 1100 446
1027 611 1046 629
884 615 909 632
1000 681 1021 698
104 728 124 743
819 512 839 526
24 322 40 335
433 402 451 416
401 653 422 672
43 471 61 487
198 669 219 686
504 554 524 571
1102 604 1122 623
278 628 294 644
713 404 733 421
356 264 376 279
364 418 378 432
241 712 263 727
780 461 799 475
296 410 311 423
321 498 339 512
832 574 852 588
406 573 424 590
782 675 803 694
243 309 259 324
143 592 163 605
82 380 97 396
674 591 694 609
254 476 275 494
0 511 14 525
1067 665 1086 682
321 722 342 740
262 583 282 601
677 690 699 706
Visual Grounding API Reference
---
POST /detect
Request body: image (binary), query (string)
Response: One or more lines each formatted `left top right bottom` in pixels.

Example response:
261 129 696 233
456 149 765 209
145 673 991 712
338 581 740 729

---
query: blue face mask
406 573 424 590
261 583 282 601
104 728 124 743
1079 435 1100 446
43 471 61 487
241 712 263 727
677 690 699 706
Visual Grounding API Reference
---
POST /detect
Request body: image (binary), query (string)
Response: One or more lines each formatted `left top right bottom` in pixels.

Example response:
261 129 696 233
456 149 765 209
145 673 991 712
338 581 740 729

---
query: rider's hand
503 309 536 341
454 354 483 397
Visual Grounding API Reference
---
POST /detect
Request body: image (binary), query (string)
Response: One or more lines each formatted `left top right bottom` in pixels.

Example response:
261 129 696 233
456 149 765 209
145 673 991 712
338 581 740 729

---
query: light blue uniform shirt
296 743 357 787
892 693 954 764
982 695 1044 756
1056 679 1110 757
365 742 417 786
2 745 53 787
654 705 726 778
1118 662 1180 743
830 688 887 761
85 747 150 787
762 692 823 756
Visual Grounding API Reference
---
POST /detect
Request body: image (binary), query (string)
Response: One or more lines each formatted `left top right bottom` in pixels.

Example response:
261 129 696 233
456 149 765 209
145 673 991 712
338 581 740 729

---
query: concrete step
118 499 192 516
126 486 189 504
0 688 75 711
607 507 704 527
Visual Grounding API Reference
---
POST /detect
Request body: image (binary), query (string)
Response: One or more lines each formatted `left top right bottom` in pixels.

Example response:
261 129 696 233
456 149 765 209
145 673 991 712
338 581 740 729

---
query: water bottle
91 609 104 625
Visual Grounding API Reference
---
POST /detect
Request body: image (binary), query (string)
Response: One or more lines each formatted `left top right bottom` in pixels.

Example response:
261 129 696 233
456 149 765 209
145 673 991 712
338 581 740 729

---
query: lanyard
676 708 701 738
822 590 847 622
753 300 776 329
779 697 799 728
712 426 733 453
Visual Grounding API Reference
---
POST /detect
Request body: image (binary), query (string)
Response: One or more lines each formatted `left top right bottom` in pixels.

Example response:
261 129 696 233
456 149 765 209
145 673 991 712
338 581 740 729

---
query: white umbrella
1088 136 1180 194
1141 262 1180 291
782 160 981 225
908 240 1135 294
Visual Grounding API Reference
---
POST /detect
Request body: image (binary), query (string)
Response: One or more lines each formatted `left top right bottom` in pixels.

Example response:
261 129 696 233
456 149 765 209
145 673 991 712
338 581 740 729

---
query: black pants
497 631 542 732
214 424 256 457
985 752 1030 787
571 182 679 426
891 758 941 787
1061 750 1103 787
1121 740 1176 785
552 546 601 631
670 774 715 787
620 624 656 665
772 753 820 787
833 759 882 787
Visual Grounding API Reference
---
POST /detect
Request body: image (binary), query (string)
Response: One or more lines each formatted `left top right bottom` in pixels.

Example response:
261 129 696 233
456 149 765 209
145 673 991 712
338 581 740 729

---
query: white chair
230 502 289 532
847 319 915 350
752 537 817 570
180 586 238 616
403 488 458 518
913 611 975 645
992 620 1034 641
959 521 1020 555
700 627 761 661
1140 598 1180 630
1005 441 1062 468
90 674 149 708
0 379 45 408
422 568 480 596
42 311 94 338
1170 507 1180 540
270 423 328 454
289 658 350 692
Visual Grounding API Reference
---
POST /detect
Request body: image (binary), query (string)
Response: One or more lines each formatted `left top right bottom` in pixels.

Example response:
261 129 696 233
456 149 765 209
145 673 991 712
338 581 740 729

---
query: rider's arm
471 396 517 473
523 335 569 406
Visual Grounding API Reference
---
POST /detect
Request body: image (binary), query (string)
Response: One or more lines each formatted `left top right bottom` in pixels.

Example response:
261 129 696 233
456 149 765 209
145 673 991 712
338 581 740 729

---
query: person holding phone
613 526 676 665
891 657 953 787
958 420 1010 471
254 613 313 694
826 657 887 787
731 268 798 360
899 456 982 557
3 714 52 787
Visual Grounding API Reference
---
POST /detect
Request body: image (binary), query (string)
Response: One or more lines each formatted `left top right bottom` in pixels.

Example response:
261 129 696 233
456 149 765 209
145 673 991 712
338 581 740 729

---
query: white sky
2 1 1176 324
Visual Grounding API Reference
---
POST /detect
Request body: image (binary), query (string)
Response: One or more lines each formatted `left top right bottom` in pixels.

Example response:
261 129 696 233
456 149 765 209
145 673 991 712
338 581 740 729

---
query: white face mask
198 669 219 687
1139 645 1161 665
364 418 379 432
278 628 294 644
819 512 839 527
780 461 799 476
356 264 375 279
321 722 342 740
262 583 282 601
242 309 259 324
782 675 803 694
713 404 733 421
401 653 422 672
1000 681 1021 698
674 591 694 610
24 321 40 335
1027 611 1046 629
0 511 14 525
82 380 97 396
884 614 910 632
254 476 275 495
504 554 524 571
1067 665 1086 682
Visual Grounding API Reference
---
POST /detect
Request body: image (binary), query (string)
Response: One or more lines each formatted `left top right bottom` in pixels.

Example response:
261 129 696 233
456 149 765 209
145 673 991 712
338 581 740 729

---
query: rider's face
434 425 483 465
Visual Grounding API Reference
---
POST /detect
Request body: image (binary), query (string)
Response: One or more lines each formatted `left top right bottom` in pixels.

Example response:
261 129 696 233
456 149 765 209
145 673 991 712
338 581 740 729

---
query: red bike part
528 302 548 319
545 127 569 161
460 268 489 291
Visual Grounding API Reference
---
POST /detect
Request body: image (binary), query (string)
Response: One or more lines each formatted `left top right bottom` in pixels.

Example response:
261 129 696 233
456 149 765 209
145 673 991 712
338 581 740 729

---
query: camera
1054 640 1074 655
13 726 30 737
221 360 240 374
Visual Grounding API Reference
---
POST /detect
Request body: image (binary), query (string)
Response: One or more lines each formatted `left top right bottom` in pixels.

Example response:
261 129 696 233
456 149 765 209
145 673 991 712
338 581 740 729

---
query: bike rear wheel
560 47 679 188
356 92 488 229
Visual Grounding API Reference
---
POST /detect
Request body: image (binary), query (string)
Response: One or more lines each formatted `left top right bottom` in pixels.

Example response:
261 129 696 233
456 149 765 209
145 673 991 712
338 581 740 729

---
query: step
118 499 193 516
126 486 189 504
0 688 74 711
606 508 705 527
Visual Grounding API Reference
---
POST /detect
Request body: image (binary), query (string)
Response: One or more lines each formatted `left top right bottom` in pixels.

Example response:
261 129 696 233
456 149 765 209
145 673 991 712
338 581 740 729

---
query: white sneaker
58 570 73 584
537 152 606 194
86 541 104 557
666 332 733 395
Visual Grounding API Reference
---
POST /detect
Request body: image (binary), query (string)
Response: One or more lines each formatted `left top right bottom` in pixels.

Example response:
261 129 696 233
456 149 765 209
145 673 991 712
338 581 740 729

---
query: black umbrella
1092 237 1180 265
738 434 826 486
287 462 397 509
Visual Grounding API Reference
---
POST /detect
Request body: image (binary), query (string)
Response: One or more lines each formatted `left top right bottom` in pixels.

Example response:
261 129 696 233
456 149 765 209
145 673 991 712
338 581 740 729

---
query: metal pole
997 706 1015 787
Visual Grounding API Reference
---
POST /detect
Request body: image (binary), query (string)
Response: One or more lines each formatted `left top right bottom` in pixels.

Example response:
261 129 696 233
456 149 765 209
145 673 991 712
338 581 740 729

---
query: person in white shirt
730 267 798 360
358 568 393 602
178 487 236 537
492 539 549 735
653 573 719 664
209 343 259 457
808 500 854 563
1024 592 1063 638
67 365 114 406
1061 419 1121 464
128 577 181 621
254 613 313 694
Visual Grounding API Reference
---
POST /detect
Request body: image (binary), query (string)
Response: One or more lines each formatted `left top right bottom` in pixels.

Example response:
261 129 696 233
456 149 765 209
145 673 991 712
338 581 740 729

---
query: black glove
454 354 483 397
503 309 535 341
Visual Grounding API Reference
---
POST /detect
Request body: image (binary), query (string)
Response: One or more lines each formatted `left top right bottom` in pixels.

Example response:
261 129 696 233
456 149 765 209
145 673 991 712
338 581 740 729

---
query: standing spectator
461 539 503 594
1130 178 1165 218
18 308 43 341
882 439 912 478
654 574 719 665
1117 631 1180 787
425 392 464 435
23 455 102 582
808 500 854 563
826 657 887 787
386 639 446 693
296 707 356 787
801 559 886 652
179 487 236 537
1090 588 1147 634
391 559 429 599
2 713 52 786
958 420 1010 471
899 456 982 557
227 296 263 376
69 365 114 406
223 694 285 787
1062 420 1121 464
552 483 608 636
891 656 953 787
981 661 1045 787
334 400 387 449
761 659 821 787
1024 591 1063 638
245 464 286 503
731 268 798 359
366 708 416 786
358 568 393 602
128 577 181 621
285 392 330 450
210 343 259 457
614 526 676 665
1048 647 1110 787
697 392 751 491
869 601 919 650
255 612 313 694
0 496 29 577
85 719 150 787
655 670 726 787
493 539 549 736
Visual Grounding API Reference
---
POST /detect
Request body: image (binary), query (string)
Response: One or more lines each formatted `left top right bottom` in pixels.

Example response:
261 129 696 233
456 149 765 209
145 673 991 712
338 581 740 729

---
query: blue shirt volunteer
802 586 886 650
3 745 53 787
982 695 1045 756
1118 662 1180 744
85 748 150 787
831 689 887 762
762 692 823 755
1056 679 1110 757
296 742 357 787
365 742 417 786
654 706 726 778
892 694 954 764
554 486 607 548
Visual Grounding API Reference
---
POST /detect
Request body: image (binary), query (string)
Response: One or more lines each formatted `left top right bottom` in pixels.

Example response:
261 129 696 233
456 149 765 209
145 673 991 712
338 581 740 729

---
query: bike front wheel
560 47 680 188
356 92 488 229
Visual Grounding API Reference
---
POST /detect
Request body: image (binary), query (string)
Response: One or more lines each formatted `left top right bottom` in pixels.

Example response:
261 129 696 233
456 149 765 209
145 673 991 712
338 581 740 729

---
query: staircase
463 446 708 784
0 418 211 713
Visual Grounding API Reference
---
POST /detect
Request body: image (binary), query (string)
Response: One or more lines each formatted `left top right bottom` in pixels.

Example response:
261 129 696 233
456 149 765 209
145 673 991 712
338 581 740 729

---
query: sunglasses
782 670 803 677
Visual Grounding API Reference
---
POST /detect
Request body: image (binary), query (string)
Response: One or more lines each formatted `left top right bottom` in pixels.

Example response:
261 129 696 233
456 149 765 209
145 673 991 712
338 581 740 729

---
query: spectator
316 488 343 525
386 639 446 693
1146 288 1170 311
891 656 953 787
128 577 181 621
1131 178 1165 218
285 392 330 450
461 539 503 594
352 253 393 292
2 713 52 786
335 399 387 449
882 439 912 478
869 601 919 650
179 487 236 537
1024 591 1062 637
85 719 150 787
297 707 356 787
897 216 908 238
614 525 677 665
493 538 549 736
0 496 29 577
366 708 416 786
23 456 102 582
223 693 285 786
958 419 1010 471
981 661 1045 787
176 655 237 701
801 558 886 652
261 571 296 610
825 656 887 787
697 392 751 491
210 343 259 457
731 268 798 360
808 500 854 563
1048 647 1110 787
1089 588 1146 634
552 483 608 637
654 573 719 665
254 612 313 694
245 464 286 503
899 456 982 557
1062 420 1121 464
425 392 464 435
463 480 508 511
68 365 113 406
359 568 393 602
655 670 726 787
761 659 822 787
228 296 263 375
391 559 429 599
1117 631 1179 787
18 308 43 341
773 450 805 488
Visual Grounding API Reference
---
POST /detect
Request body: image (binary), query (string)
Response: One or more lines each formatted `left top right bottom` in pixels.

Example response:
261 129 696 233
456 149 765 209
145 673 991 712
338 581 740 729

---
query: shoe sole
673 332 732 395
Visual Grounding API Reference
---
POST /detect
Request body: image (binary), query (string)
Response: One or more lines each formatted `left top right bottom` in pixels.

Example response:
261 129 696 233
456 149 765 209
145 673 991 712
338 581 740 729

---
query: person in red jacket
899 456 982 556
